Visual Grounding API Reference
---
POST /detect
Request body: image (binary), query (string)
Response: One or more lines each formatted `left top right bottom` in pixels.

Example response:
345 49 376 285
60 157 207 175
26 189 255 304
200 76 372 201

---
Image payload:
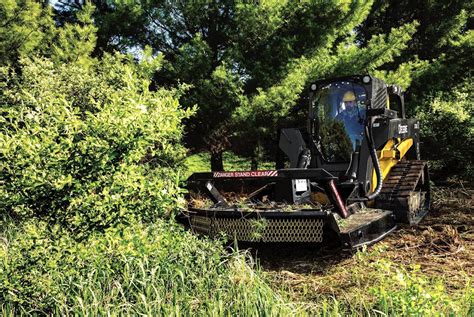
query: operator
335 90 365 148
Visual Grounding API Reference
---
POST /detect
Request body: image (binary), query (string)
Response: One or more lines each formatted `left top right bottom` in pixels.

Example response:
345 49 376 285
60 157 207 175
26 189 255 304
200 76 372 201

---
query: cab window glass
313 81 367 162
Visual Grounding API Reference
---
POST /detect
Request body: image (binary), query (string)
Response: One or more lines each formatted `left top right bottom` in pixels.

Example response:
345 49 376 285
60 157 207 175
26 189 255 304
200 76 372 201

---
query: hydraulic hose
365 117 383 200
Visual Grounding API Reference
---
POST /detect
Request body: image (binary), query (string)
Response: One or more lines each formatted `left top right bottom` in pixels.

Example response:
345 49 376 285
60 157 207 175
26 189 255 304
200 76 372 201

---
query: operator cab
307 75 395 171
299 75 409 197
280 75 406 185
312 80 367 163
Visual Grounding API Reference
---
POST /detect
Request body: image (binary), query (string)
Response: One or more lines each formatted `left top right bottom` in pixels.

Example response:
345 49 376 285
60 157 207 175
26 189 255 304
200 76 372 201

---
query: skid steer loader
177 75 430 249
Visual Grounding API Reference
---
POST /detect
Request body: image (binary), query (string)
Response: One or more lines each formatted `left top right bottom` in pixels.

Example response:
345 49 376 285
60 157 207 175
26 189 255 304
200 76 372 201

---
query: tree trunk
251 156 258 171
210 151 224 171
275 147 285 169
251 140 261 171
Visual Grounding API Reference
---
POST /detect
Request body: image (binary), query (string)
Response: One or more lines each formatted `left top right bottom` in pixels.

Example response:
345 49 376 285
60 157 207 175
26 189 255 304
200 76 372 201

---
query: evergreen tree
54 0 469 173
356 0 472 101
54 1 384 170
51 3 97 66
0 0 55 66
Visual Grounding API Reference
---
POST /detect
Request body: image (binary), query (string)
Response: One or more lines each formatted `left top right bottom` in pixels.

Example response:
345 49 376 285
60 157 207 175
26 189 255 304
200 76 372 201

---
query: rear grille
190 216 324 242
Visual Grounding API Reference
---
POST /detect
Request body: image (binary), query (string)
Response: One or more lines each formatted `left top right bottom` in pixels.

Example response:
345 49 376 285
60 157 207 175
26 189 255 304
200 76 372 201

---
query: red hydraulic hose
328 179 350 219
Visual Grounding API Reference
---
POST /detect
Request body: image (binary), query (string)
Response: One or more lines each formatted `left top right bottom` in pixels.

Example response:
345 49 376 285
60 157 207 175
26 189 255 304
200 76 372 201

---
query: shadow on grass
230 242 354 274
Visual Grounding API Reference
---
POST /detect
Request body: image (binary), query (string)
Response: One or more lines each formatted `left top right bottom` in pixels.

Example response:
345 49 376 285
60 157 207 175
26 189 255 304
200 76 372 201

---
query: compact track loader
177 75 430 249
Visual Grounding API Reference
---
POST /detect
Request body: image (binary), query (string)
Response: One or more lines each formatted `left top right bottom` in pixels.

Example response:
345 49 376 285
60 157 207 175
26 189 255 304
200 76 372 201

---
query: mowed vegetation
0 0 472 316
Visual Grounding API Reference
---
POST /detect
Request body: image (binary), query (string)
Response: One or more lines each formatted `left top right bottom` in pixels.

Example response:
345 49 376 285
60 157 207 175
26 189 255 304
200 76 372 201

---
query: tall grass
1 217 471 315
0 217 303 315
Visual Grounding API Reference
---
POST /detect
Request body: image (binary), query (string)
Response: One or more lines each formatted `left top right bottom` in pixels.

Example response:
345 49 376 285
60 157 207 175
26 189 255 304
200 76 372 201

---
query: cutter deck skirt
177 207 397 249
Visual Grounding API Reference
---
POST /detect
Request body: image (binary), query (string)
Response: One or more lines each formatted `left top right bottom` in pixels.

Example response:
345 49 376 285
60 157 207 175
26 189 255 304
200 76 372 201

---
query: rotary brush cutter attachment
176 169 397 250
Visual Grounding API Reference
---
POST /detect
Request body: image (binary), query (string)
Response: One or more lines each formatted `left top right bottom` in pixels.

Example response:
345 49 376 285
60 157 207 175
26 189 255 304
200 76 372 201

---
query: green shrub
0 55 193 236
416 78 473 182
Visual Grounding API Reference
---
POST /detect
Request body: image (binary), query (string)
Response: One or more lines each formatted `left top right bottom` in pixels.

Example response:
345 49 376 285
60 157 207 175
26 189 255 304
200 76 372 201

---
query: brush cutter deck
176 168 397 249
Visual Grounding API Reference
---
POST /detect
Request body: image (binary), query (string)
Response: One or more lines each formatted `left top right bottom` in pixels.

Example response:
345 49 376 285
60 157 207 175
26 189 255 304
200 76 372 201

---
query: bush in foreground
0 55 192 237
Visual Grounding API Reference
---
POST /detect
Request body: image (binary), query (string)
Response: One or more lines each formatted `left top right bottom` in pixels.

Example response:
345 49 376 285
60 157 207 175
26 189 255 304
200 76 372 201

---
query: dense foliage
416 78 474 180
0 219 300 315
357 0 472 97
0 4 295 314
0 0 54 66
0 4 272 314
0 54 191 236
1 217 470 315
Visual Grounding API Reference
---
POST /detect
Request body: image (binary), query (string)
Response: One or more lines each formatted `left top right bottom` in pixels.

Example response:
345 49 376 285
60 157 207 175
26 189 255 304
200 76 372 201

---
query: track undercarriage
376 161 430 225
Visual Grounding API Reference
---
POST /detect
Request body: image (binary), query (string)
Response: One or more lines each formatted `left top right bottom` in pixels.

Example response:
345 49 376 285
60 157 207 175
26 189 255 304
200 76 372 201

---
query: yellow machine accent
371 137 413 192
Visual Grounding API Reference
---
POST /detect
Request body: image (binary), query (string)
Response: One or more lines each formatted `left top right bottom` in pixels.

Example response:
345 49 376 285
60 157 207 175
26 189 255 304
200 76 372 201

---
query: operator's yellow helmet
343 91 356 102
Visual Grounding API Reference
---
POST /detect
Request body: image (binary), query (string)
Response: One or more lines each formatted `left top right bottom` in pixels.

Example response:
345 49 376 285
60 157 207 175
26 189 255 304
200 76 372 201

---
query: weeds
0 218 298 315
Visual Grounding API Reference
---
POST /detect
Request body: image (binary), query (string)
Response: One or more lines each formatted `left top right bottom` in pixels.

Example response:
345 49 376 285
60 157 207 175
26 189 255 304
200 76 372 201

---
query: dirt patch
253 185 473 302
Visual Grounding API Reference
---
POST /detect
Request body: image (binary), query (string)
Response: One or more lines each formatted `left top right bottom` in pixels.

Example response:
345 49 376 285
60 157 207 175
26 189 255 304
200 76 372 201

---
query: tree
356 0 473 102
54 0 466 173
354 0 473 181
0 0 55 66
54 0 382 170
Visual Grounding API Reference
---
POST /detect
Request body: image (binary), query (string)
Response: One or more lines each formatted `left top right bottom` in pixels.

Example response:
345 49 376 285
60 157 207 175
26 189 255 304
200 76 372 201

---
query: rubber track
375 160 428 224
